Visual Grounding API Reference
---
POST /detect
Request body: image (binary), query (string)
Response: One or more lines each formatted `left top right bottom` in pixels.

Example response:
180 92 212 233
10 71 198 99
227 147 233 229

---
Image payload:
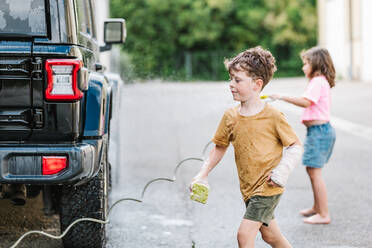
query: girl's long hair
301 47 336 88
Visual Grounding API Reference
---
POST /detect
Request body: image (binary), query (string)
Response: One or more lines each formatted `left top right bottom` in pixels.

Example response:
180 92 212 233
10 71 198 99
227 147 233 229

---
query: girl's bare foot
299 208 316 217
303 214 331 224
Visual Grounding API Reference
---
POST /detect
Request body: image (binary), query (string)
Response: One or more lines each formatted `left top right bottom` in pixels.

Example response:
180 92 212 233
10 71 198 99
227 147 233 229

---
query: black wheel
26 185 41 198
59 144 109 248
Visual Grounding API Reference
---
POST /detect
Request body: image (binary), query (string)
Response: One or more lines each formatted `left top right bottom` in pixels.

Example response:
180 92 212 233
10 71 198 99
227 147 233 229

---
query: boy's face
302 59 312 78
229 70 261 102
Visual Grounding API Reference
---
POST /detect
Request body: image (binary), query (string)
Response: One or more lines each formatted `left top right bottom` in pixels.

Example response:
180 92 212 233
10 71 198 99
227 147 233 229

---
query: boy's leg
259 219 291 248
237 219 261 248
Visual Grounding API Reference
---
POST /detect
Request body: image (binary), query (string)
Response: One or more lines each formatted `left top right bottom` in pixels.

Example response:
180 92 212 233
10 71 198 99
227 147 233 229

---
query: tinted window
0 0 47 36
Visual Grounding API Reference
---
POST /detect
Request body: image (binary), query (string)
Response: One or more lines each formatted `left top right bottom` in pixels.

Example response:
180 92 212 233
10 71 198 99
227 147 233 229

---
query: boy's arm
191 144 228 184
268 139 303 187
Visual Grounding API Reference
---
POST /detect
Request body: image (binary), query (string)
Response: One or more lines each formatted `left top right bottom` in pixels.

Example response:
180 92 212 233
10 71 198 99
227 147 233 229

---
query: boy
191 47 303 248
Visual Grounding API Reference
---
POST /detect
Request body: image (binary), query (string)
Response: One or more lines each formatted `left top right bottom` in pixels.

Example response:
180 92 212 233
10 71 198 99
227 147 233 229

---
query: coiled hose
9 141 213 248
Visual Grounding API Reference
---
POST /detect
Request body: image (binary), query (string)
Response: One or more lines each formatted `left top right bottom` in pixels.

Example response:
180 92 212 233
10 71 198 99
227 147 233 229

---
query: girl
270 47 336 224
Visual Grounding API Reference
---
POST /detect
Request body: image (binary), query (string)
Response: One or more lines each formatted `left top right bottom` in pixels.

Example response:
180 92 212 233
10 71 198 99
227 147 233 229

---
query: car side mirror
100 18 126 52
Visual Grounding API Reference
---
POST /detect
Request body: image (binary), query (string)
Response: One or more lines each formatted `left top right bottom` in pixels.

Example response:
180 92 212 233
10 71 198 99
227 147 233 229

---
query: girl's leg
237 219 261 248
299 167 318 216
304 167 331 224
299 207 316 217
259 219 291 248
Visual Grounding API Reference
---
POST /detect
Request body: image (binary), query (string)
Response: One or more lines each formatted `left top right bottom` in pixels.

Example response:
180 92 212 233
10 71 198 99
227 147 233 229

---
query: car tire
59 143 109 248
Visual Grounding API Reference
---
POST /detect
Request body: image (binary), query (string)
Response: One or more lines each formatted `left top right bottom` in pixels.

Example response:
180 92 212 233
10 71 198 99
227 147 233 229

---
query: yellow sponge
190 182 209 204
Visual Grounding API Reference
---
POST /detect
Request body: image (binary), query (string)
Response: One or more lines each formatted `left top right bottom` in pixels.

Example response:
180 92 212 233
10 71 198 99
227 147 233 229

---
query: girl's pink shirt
301 76 331 123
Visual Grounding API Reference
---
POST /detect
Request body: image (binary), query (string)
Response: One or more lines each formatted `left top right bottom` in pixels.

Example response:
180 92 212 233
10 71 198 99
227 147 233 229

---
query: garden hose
9 141 213 248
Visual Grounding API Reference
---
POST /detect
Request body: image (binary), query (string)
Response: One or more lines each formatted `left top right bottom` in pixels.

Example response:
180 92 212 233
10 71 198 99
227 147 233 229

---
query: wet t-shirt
213 104 298 201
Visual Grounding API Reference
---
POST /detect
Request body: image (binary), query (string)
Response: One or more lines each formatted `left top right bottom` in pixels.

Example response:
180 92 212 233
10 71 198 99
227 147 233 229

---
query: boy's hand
189 174 208 192
267 172 281 187
269 94 281 100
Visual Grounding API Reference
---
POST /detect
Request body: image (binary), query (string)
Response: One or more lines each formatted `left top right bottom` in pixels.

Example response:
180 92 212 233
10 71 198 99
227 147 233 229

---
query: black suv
0 0 125 247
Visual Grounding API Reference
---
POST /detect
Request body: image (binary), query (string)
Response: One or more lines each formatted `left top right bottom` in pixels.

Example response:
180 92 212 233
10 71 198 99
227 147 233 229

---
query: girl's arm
192 145 227 183
270 94 312 108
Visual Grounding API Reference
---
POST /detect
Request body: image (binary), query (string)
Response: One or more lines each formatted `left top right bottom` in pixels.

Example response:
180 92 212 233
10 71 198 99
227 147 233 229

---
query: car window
0 0 47 36
76 0 92 35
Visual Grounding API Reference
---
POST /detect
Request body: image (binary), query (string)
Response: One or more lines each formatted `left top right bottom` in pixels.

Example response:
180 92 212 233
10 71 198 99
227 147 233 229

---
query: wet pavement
0 196 62 248
1 79 372 248
106 79 372 248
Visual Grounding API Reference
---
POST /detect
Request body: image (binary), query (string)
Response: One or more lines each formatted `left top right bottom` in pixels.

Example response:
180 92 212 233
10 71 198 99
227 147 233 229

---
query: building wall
360 0 372 81
319 0 351 80
318 0 372 82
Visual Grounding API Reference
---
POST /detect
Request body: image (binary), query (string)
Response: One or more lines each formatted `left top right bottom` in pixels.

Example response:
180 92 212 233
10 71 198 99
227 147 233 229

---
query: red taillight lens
42 156 68 175
45 59 83 101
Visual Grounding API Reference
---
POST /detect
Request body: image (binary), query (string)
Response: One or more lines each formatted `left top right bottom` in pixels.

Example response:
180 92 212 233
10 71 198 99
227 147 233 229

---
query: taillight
45 59 83 101
42 156 68 175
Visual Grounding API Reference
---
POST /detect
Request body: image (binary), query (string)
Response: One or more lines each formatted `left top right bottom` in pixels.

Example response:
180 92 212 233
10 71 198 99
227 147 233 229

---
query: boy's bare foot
299 208 316 217
303 214 331 224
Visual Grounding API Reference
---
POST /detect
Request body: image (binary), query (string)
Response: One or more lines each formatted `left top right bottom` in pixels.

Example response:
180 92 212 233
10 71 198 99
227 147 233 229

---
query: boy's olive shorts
244 194 282 226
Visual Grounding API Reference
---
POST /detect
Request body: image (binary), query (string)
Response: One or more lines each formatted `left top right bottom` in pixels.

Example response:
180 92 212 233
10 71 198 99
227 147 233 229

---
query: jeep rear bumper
0 140 102 184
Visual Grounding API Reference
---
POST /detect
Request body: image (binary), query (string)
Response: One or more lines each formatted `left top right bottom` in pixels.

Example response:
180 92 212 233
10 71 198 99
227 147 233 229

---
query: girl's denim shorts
303 122 336 168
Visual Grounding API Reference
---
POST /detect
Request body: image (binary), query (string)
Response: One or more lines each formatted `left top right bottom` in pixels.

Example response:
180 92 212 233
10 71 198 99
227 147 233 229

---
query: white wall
319 0 372 82
324 0 351 80
361 0 372 82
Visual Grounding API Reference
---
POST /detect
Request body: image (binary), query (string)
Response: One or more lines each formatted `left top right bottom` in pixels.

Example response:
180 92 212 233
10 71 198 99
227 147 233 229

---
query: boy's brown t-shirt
212 104 298 202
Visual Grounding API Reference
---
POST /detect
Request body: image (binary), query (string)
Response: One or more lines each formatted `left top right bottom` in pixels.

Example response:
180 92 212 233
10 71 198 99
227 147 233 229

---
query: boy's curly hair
224 46 277 89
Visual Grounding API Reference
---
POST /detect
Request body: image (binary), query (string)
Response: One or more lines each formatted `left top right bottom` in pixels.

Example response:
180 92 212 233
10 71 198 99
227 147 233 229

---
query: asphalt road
1 78 372 248
106 78 372 248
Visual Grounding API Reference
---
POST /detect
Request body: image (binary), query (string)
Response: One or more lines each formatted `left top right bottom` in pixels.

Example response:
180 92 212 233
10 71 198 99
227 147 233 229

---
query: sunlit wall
319 0 372 82
360 0 372 82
